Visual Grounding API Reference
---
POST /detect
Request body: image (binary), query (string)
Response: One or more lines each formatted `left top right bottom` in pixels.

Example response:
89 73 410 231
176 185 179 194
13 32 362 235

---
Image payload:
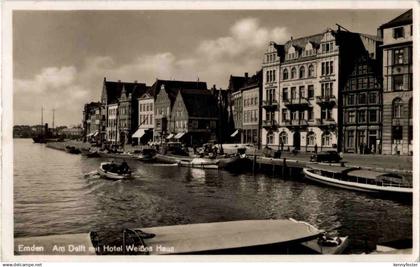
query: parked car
310 151 342 163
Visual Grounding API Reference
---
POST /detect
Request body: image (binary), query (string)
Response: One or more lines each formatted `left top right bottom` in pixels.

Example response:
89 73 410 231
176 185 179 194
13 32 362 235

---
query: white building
132 92 155 144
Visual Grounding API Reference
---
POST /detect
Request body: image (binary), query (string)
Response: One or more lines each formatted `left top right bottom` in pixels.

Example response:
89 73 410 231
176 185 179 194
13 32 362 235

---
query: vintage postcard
1 0 418 264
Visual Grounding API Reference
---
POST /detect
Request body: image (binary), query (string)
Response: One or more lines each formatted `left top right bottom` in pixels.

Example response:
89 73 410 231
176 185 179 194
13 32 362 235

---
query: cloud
14 17 290 126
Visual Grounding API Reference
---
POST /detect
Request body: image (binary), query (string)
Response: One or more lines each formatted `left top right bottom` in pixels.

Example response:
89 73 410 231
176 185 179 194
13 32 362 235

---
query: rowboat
303 165 412 195
14 219 349 255
177 158 219 169
97 162 132 180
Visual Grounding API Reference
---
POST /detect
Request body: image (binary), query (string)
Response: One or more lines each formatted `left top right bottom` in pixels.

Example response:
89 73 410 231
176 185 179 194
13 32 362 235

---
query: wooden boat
303 165 412 195
177 158 219 169
81 148 100 158
97 162 132 180
137 148 157 162
124 219 348 255
65 145 81 154
15 219 348 255
218 154 253 172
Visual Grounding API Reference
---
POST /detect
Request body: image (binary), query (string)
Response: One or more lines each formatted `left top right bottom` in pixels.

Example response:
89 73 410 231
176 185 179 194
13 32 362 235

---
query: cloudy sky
13 9 405 126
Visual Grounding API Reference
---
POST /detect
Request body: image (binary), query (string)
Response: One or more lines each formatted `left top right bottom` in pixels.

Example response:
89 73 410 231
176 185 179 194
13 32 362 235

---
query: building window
358 93 367 105
308 65 315 77
282 109 288 122
393 49 404 64
282 88 288 101
299 66 305 78
392 98 403 118
358 110 366 123
347 130 354 147
299 86 305 98
308 85 314 99
291 87 297 99
368 92 377 104
307 132 315 146
369 110 377 122
392 126 403 141
291 68 296 79
283 69 289 80
308 108 314 121
348 111 356 123
409 98 413 118
280 131 288 145
321 83 333 97
267 132 274 144
393 27 404 39
348 94 355 105
322 132 331 146
392 75 404 91
321 108 332 120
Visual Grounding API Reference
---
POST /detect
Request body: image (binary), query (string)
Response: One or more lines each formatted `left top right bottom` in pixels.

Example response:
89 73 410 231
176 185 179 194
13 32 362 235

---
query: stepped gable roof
178 88 218 118
151 79 208 101
104 80 147 104
379 9 412 29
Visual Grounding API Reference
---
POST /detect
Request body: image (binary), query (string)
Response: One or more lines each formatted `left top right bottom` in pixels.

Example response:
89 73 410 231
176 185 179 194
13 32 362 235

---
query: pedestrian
314 143 318 154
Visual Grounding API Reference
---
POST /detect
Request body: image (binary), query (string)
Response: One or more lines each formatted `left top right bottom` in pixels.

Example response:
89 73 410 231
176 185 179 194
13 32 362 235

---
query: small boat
137 148 157 162
81 148 100 158
303 165 412 195
218 154 253 172
178 158 219 169
65 145 81 154
14 219 348 255
97 162 132 180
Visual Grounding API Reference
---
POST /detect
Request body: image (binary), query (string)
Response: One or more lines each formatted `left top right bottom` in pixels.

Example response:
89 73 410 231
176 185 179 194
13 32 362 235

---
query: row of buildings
82 10 413 155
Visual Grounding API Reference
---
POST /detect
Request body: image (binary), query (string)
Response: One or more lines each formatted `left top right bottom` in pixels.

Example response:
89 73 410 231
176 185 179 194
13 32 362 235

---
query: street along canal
14 139 412 254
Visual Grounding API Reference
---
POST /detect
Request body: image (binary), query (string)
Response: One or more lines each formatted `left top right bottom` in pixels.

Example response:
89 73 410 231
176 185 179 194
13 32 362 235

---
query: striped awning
230 130 239 137
174 132 186 139
132 129 146 138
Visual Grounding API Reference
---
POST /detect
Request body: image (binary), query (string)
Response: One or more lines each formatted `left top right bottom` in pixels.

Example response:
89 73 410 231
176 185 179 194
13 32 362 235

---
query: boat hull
98 163 131 180
303 168 412 195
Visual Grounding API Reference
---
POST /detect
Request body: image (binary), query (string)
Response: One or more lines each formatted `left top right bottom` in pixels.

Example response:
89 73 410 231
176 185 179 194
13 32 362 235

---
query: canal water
14 139 412 254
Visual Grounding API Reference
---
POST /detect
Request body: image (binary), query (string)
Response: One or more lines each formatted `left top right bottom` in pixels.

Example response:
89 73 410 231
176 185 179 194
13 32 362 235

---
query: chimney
291 36 293 40
104 77 106 82
245 72 249 79
134 80 137 83
118 80 121 83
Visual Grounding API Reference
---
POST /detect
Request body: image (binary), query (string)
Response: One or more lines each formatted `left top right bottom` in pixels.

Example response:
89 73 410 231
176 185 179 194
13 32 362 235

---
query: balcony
262 120 279 129
262 99 279 110
317 118 336 129
285 119 308 128
316 95 337 106
283 98 311 109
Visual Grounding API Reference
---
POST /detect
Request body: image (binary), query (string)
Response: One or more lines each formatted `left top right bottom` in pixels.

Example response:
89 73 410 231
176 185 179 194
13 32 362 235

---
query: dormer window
393 27 405 39
322 42 334 53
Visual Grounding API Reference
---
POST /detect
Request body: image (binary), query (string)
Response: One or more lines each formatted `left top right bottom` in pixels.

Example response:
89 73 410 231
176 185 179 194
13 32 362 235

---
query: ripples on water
14 139 412 253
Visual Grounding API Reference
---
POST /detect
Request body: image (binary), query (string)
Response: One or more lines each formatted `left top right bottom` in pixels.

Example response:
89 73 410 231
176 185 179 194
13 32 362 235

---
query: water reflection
14 139 412 253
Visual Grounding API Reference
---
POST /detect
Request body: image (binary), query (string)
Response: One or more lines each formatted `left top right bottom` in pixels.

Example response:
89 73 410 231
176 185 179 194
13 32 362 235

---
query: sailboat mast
41 106 44 126
52 108 55 130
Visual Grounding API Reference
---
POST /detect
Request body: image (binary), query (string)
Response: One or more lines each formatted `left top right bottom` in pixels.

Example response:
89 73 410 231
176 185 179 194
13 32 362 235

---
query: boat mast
52 108 55 130
41 106 44 134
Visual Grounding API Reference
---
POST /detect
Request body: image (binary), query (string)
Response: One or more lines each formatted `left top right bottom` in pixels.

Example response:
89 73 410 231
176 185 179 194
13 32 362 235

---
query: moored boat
303 165 412 195
218 154 253 172
98 162 132 180
177 158 219 169
65 145 81 154
137 148 157 162
15 219 348 255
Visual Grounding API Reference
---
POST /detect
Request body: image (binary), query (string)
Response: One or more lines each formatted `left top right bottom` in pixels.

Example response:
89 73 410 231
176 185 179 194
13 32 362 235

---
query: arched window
392 98 403 118
291 67 297 79
409 98 413 119
308 65 315 77
283 69 289 80
322 132 331 146
267 131 274 144
279 131 288 145
299 66 305 78
307 132 316 146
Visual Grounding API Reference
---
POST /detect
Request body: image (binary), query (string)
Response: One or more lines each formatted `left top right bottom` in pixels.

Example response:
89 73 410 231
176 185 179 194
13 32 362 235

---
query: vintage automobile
310 151 342 163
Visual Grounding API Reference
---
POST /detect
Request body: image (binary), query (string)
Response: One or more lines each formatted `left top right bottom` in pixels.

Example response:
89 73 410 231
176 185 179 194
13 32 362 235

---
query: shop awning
87 131 98 137
132 129 146 138
230 130 239 137
174 132 186 139
166 134 174 139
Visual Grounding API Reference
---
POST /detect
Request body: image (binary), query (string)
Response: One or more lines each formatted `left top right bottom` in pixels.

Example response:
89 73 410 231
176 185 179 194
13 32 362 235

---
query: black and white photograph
1 1 418 263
